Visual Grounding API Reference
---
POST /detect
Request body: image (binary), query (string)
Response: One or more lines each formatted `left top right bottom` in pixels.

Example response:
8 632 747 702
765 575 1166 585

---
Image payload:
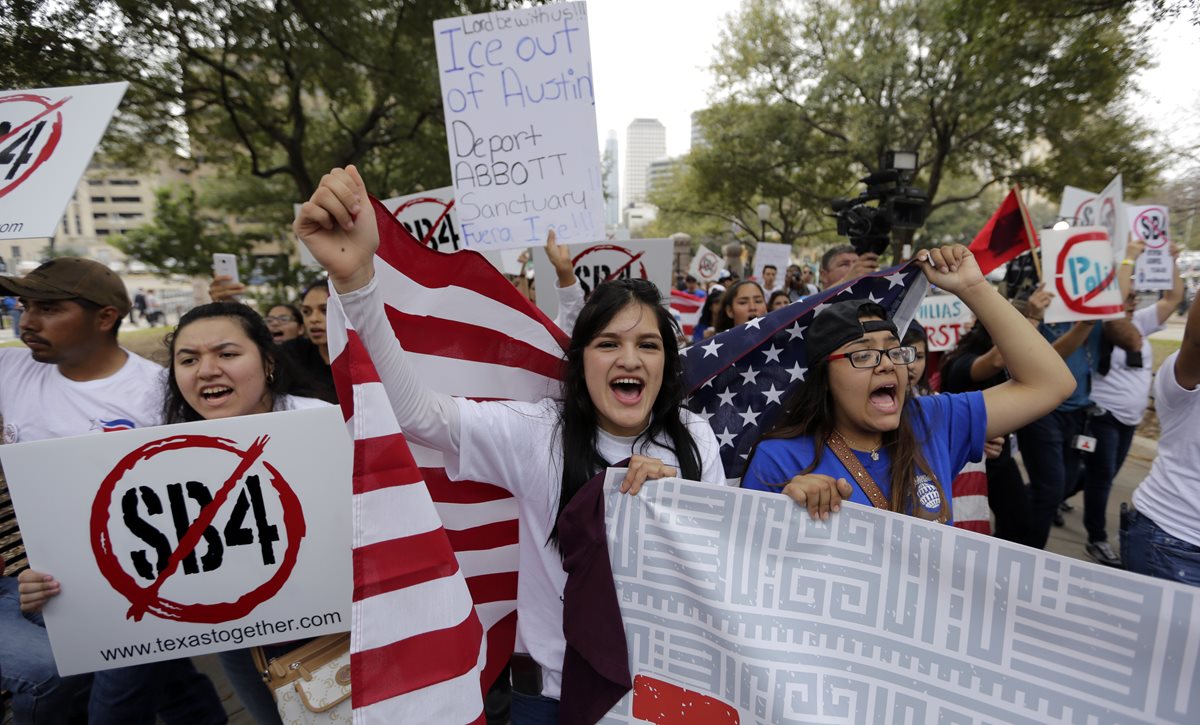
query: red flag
669 289 705 335
328 198 568 723
968 186 1039 275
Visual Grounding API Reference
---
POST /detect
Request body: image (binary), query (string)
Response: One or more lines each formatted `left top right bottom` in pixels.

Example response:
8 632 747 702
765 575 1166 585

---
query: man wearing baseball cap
0 258 226 723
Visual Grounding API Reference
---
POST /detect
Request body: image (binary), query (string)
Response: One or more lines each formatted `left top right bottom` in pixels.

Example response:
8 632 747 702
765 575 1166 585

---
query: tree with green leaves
657 0 1163 256
1 0 537 203
111 183 259 279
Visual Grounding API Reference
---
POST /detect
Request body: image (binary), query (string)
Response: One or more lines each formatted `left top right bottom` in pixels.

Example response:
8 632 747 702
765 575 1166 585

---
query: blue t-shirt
1040 322 1101 412
743 392 988 522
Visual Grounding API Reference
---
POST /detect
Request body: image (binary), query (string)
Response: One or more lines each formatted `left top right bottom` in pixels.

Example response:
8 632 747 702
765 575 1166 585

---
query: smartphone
212 253 240 284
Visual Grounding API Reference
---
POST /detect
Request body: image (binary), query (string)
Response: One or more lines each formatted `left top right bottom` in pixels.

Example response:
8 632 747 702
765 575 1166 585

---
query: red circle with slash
1134 208 1169 249
90 435 305 623
0 93 66 200
1054 230 1123 316
392 196 456 249
574 244 649 283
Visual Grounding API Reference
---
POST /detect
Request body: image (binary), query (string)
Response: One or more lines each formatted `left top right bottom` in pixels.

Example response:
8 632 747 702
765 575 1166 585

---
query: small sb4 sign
1040 226 1125 324
0 407 352 675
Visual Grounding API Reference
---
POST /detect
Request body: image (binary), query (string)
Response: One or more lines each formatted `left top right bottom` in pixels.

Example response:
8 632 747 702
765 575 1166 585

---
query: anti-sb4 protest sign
295 186 522 275
434 2 604 251
1040 226 1125 324
0 82 127 240
1059 185 1096 227
1129 205 1173 291
532 238 672 320
689 245 724 284
0 407 352 675
1085 174 1129 262
917 293 973 352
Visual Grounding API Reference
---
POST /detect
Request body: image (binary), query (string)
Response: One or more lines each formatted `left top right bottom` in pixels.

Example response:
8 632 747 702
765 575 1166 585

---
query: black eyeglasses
264 315 299 324
827 346 917 368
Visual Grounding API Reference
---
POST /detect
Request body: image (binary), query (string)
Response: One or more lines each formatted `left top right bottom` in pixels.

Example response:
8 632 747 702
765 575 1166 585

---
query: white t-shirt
1090 305 1163 426
0 348 165 444
273 394 330 412
1132 351 1200 546
446 397 726 701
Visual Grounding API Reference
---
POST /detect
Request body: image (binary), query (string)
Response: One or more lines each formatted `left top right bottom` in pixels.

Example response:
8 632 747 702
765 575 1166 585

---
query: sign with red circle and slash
1040 226 1125 324
530 238 674 322
1129 205 1174 291
0 407 352 675
0 82 127 240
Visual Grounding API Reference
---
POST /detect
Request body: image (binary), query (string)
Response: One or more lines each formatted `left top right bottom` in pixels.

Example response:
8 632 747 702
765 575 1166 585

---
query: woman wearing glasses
744 245 1075 524
264 303 304 343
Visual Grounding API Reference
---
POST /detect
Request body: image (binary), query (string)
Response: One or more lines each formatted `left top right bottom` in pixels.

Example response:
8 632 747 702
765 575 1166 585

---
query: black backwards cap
805 300 900 364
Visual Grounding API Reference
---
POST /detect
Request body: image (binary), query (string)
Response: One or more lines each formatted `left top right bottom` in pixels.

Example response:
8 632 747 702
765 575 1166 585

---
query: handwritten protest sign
532 238 671 320
752 242 791 292
434 2 603 251
917 293 973 351
0 82 127 240
1129 205 1173 291
0 407 352 675
689 244 724 284
1040 226 1124 324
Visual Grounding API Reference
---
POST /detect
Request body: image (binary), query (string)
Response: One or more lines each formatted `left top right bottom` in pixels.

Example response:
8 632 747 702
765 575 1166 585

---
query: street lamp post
756 203 771 241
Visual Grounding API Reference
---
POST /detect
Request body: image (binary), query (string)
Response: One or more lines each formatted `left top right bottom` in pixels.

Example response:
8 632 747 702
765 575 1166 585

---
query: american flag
682 264 929 483
669 289 705 336
327 197 568 724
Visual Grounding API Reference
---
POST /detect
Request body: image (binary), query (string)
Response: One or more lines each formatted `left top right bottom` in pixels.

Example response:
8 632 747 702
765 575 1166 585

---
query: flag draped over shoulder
668 289 705 336
683 264 929 484
968 186 1039 275
327 197 568 724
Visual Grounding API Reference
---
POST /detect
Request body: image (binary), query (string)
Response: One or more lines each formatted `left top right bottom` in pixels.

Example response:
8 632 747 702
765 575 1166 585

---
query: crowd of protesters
0 166 1196 723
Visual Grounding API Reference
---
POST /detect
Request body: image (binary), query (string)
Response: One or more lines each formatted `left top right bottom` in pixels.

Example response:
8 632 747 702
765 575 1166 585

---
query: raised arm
294 166 460 452
1157 243 1186 325
1177 278 1200 390
919 246 1075 439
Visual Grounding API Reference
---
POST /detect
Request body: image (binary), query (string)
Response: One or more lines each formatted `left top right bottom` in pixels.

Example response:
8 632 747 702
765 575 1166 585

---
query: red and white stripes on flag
328 197 568 724
669 289 705 336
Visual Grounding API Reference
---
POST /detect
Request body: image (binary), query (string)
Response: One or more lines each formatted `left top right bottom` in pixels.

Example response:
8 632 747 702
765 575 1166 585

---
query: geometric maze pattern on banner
601 479 1200 724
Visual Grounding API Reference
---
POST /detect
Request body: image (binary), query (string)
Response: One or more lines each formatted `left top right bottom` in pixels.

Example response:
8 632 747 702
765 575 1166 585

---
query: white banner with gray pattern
600 472 1199 724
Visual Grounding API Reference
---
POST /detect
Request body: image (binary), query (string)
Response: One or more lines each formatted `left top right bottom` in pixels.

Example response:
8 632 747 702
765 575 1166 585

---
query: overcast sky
587 1 1200 184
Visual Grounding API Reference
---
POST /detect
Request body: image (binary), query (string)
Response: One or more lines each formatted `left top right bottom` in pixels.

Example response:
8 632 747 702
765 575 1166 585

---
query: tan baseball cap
0 258 132 315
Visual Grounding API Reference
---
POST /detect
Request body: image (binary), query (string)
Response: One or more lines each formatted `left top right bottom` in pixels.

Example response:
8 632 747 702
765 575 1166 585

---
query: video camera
831 150 929 256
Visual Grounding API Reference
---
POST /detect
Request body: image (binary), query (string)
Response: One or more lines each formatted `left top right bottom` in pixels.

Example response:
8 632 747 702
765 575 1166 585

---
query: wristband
1121 259 1136 267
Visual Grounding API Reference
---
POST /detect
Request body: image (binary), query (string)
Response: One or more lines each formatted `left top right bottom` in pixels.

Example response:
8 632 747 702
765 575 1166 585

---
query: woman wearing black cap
744 245 1076 523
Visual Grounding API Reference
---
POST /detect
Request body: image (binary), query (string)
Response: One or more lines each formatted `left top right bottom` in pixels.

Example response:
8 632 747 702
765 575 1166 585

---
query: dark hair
940 322 993 377
747 333 948 521
716 280 765 332
762 264 777 273
768 290 790 309
821 244 856 272
162 303 317 424
551 279 703 545
266 302 302 324
300 278 328 301
698 291 723 328
902 325 932 396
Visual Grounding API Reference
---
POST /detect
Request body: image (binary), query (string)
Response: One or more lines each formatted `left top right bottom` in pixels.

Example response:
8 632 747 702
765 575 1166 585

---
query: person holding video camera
1080 239 1184 567
819 245 882 290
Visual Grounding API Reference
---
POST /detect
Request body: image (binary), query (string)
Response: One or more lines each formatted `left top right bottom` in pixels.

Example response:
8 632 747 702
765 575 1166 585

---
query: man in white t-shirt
0 258 226 724
1083 240 1184 567
1121 266 1200 587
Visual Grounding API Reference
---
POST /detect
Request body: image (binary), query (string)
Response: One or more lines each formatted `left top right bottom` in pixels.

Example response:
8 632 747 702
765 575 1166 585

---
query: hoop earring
266 370 276 385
